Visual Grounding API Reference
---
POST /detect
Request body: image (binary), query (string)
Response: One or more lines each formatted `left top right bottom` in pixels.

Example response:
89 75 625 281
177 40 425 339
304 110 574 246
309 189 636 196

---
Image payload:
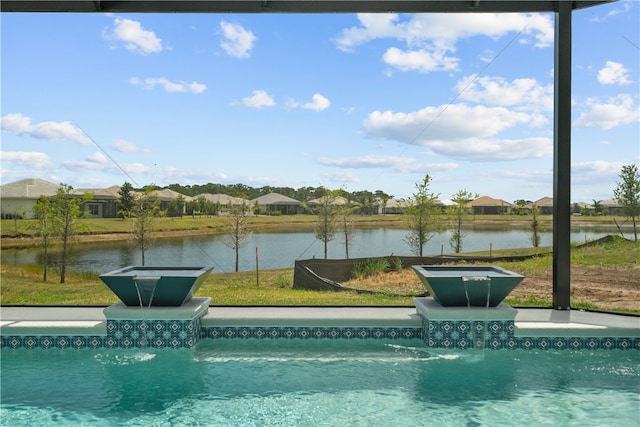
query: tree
51 184 92 283
337 195 359 259
404 174 440 256
529 203 544 247
592 199 603 216
222 201 253 272
130 186 162 266
513 199 531 216
31 195 54 281
449 189 478 253
375 190 392 215
166 195 185 217
117 181 136 219
613 163 640 241
309 187 340 259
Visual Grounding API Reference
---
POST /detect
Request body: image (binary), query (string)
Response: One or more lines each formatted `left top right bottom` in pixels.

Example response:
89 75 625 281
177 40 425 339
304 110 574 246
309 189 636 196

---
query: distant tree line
164 183 392 207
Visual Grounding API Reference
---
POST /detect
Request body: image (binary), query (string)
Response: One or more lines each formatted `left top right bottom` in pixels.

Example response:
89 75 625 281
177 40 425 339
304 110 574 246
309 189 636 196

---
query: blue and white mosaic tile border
1 316 204 349
201 326 423 340
2 319 638 350
419 317 640 350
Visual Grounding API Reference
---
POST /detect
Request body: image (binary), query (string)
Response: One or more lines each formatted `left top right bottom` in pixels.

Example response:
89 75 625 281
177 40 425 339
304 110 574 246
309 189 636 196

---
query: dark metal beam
0 0 614 14
553 0 572 310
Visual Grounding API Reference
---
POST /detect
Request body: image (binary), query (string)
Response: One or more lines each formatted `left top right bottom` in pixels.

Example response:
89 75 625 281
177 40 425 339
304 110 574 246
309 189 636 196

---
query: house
599 198 624 215
75 185 121 218
524 196 554 215
195 193 248 208
465 196 515 215
250 193 302 215
379 198 408 214
435 199 457 212
305 195 355 213
0 178 66 219
193 193 250 215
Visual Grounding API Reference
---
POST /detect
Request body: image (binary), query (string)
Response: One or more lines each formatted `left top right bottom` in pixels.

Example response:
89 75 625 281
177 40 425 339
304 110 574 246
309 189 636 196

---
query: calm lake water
2 225 622 275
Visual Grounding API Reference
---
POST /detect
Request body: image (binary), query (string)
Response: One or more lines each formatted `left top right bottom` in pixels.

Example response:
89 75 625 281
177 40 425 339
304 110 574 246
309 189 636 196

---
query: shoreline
0 215 628 250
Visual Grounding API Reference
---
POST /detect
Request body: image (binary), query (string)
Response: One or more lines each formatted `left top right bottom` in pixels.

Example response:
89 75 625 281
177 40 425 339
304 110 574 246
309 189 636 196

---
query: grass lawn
2 237 638 312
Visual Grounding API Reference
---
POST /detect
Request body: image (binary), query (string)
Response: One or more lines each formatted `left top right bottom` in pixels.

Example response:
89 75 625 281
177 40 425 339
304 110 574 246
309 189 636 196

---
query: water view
2 225 621 275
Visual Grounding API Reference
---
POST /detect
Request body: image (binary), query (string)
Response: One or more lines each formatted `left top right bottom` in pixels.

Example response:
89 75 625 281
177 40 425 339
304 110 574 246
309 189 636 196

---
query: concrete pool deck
1 305 638 338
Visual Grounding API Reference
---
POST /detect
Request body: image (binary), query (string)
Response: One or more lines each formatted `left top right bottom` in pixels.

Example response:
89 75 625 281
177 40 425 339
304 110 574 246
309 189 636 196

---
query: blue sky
2 3 638 203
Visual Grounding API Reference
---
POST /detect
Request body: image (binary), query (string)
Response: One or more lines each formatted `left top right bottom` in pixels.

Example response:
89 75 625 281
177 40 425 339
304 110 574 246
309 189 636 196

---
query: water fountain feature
100 266 213 348
412 266 524 349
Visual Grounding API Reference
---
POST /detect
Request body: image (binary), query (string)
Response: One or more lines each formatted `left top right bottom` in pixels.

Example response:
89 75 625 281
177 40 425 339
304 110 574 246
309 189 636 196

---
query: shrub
352 258 390 279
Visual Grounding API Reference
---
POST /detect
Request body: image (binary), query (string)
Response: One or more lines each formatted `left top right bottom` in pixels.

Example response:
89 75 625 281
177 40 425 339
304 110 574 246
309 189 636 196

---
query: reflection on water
2 226 620 274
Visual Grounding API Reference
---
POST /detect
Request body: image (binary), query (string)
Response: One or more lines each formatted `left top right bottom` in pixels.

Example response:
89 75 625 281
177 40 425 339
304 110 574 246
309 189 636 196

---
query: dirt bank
344 264 640 312
511 264 640 311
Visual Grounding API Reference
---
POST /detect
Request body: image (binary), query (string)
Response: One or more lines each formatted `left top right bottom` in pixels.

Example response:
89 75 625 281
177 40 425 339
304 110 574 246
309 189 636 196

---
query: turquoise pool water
2 339 639 426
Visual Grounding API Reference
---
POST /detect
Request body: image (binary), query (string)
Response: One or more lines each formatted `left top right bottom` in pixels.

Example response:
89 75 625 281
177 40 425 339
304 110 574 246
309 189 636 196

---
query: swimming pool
2 339 638 426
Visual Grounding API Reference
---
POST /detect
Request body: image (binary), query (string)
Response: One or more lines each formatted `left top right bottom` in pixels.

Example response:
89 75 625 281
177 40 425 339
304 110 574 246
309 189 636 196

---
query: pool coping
1 304 638 336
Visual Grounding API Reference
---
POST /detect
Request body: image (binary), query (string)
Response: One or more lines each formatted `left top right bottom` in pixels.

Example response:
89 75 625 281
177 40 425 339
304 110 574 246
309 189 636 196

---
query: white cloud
111 139 147 153
0 151 53 169
573 94 639 130
303 94 331 112
123 162 152 175
317 154 430 173
105 18 163 55
597 61 632 85
1 113 91 145
335 13 554 73
220 21 256 58
364 103 533 142
426 136 552 161
572 161 627 190
86 152 108 164
456 74 553 113
322 171 361 183
242 90 275 109
129 77 207 93
363 104 551 161
573 160 625 177
62 159 109 171
382 47 459 73
288 94 331 111
607 1 633 17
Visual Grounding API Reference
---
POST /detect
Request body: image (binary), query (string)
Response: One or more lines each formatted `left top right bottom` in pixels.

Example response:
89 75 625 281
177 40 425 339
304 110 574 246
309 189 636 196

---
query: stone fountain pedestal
414 297 518 350
103 297 210 349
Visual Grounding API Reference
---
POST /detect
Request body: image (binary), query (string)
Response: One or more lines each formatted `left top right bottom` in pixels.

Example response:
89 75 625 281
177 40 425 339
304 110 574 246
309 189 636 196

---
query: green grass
0 265 417 306
2 217 638 310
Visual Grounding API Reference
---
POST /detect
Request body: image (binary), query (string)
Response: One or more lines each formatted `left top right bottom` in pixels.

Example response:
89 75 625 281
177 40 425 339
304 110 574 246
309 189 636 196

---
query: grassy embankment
1 215 637 311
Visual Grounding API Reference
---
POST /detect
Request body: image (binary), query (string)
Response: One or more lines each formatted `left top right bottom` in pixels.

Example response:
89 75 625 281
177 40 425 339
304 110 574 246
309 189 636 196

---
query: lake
1 224 622 275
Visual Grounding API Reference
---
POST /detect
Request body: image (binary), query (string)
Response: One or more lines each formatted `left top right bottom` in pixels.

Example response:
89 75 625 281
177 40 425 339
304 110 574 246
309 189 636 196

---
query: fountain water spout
132 275 161 309
462 276 491 351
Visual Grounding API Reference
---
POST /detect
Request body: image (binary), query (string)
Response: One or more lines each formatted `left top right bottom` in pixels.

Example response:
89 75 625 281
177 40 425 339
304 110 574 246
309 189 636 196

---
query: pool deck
1 305 638 338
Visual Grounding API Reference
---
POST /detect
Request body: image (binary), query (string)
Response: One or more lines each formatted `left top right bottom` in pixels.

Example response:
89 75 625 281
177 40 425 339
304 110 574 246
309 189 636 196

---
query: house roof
195 193 247 205
599 198 621 207
251 192 301 205
534 196 554 207
148 188 188 201
436 199 456 207
76 185 121 199
0 178 64 199
466 196 514 208
524 196 554 209
385 198 409 209
306 196 352 206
